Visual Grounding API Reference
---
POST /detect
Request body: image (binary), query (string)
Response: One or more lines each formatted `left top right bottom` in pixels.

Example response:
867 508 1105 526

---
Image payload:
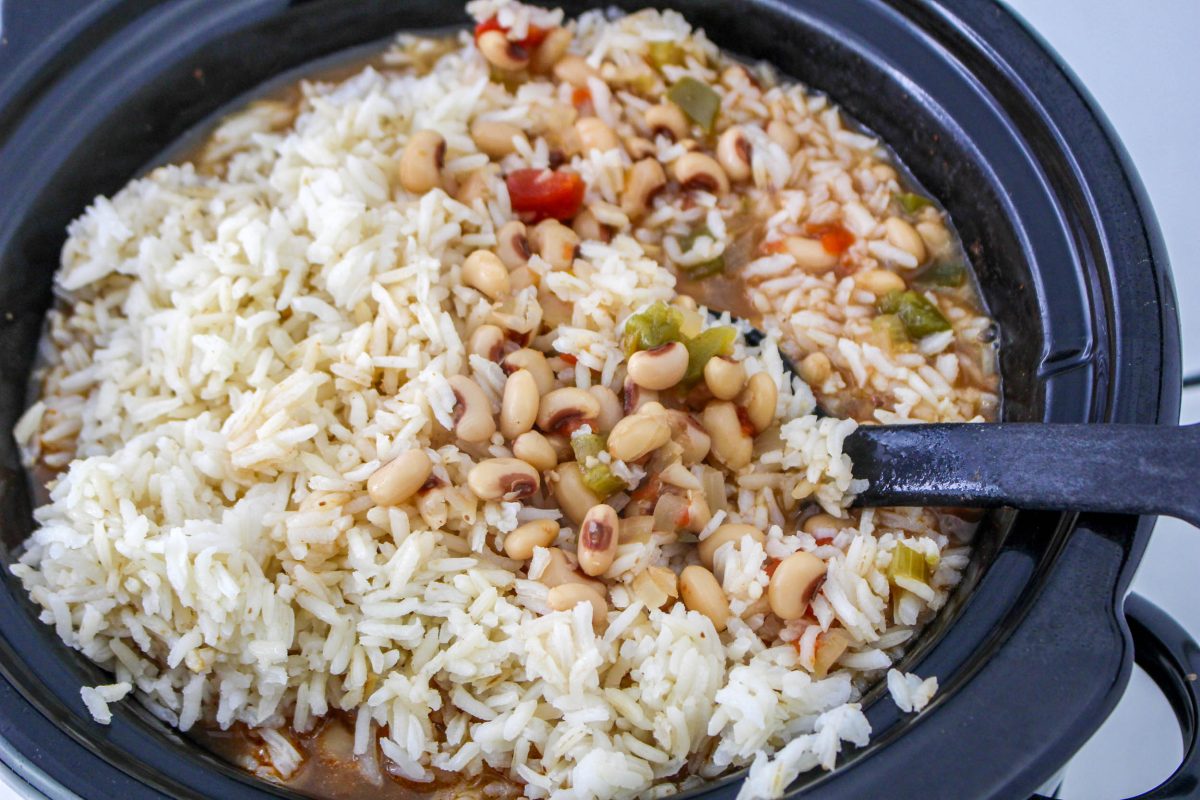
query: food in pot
11 2 998 798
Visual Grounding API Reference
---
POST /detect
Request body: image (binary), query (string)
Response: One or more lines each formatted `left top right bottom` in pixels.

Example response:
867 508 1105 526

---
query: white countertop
3 2 1197 798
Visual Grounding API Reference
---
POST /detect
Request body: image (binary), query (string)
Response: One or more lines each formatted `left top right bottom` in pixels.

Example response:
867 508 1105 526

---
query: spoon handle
842 422 1200 527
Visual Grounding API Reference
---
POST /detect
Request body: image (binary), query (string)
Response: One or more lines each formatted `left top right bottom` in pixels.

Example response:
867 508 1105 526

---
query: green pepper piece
666 77 720 133
647 41 685 69
683 325 737 384
623 301 683 355
914 262 966 288
887 543 929 586
871 314 909 345
582 464 626 498
894 192 931 215
571 432 607 463
678 225 726 279
877 291 951 339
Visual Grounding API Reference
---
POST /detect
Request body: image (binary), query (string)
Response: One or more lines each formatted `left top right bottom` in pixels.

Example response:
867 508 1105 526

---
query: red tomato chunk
506 169 585 222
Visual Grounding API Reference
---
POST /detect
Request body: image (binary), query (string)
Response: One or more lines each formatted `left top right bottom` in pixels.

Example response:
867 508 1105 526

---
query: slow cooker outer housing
0 0 1180 799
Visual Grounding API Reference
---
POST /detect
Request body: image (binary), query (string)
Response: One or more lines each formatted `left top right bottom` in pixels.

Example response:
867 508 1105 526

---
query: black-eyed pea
537 387 600 435
467 457 541 501
606 411 671 462
644 103 689 141
530 219 579 270
576 503 619 576
588 385 623 433
509 266 537 293
672 152 729 195
856 268 906 296
716 126 752 182
575 117 620 153
698 523 765 568
620 158 667 219
471 119 526 160
447 374 497 443
548 461 601 526
399 130 445 194
624 136 657 160
622 377 660 415
916 219 952 258
884 217 927 264
500 369 540 440
546 433 575 462
463 250 510 300
767 550 826 620
785 236 839 273
679 565 730 631
547 581 608 628
366 450 433 506
512 431 559 472
631 566 679 609
504 519 560 560
702 400 752 470
766 118 801 155
572 209 612 243
703 357 746 400
739 372 778 433
552 54 598 88
529 26 572 73
496 220 532 269
799 352 832 386
502 348 555 395
539 547 604 593
469 324 507 362
477 29 530 71
627 341 689 390
803 513 848 537
455 169 491 206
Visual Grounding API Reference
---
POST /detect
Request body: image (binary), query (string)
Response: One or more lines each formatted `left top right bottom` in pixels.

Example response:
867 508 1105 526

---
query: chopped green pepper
878 290 952 339
666 77 720 133
570 432 606 464
871 314 909 346
678 226 726 279
623 302 683 355
914 261 966 288
894 192 931 215
683 325 737 384
582 464 626 498
647 41 685 69
887 543 929 586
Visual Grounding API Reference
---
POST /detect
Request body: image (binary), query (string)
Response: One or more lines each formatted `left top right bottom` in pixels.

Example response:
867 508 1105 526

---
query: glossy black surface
844 422 1200 527
0 0 1181 798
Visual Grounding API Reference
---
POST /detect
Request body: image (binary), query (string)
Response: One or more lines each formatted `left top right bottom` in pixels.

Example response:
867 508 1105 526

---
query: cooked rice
12 2 996 797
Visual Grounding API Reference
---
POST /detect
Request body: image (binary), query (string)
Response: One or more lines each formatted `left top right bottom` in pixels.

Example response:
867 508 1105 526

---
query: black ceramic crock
0 1 1193 798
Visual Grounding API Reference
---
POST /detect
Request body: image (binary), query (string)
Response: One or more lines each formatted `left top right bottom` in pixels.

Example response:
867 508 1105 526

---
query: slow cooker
0 1 1194 798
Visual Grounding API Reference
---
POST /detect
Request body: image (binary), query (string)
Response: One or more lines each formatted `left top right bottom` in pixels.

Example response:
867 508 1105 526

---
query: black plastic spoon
735 321 1200 526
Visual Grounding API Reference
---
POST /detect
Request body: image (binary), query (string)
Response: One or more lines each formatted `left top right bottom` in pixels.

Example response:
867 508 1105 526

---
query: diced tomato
570 86 594 117
474 16 551 49
765 558 781 578
559 353 578 365
735 405 757 437
506 168 585 221
760 239 790 256
807 223 855 255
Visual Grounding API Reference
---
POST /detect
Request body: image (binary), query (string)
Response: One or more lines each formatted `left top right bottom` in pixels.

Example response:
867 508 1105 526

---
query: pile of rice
11 3 984 798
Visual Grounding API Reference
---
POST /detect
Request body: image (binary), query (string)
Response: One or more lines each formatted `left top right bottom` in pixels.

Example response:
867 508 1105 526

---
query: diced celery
583 464 626 498
871 313 909 345
683 326 737 384
887 543 929 585
623 301 683 355
666 77 720 133
678 226 726 279
914 261 966 288
894 192 931 215
570 432 606 463
878 290 951 339
647 41 685 69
